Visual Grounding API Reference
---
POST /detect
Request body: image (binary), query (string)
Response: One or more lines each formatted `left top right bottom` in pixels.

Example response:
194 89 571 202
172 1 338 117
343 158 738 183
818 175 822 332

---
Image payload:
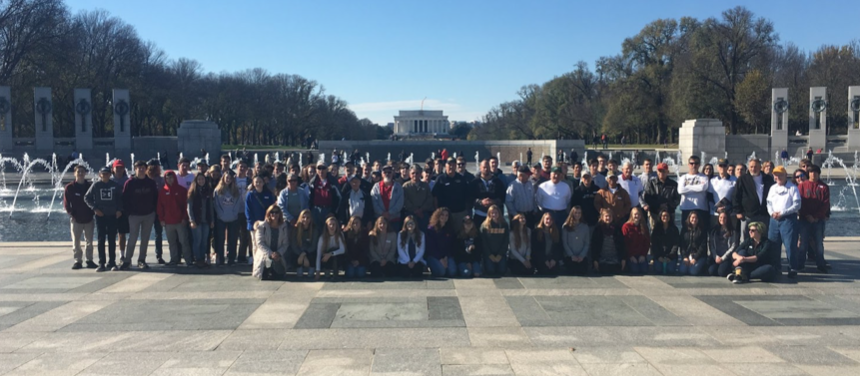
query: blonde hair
625 207 648 234
293 209 315 248
536 212 559 243
369 216 388 246
214 172 238 197
510 214 529 249
563 206 582 230
481 205 503 230
320 216 342 251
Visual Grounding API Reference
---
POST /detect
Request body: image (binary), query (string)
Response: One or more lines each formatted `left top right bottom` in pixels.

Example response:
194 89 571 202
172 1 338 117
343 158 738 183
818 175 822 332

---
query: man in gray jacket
85 167 124 271
371 165 405 231
505 166 537 227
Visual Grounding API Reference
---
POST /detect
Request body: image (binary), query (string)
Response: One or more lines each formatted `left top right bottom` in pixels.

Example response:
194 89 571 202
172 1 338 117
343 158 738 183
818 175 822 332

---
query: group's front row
251 203 781 284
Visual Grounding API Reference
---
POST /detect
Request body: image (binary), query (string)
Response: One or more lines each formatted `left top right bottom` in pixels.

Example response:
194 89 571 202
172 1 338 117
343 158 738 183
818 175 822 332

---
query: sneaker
119 262 131 271
107 261 117 269
96 264 106 272
167 260 179 266
72 262 82 270
787 270 797 279
137 261 149 270
157 257 166 265
732 277 744 284
727 273 735 282
85 261 98 269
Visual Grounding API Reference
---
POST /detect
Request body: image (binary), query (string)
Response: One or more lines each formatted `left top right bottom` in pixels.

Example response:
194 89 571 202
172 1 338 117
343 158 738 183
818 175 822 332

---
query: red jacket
621 222 650 258
157 171 188 225
798 180 830 220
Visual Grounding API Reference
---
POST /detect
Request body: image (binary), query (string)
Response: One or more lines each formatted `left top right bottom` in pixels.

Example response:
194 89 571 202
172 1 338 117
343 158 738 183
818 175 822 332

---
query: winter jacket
589 224 626 263
187 186 214 225
84 180 123 218
425 225 456 260
253 220 290 279
402 180 435 214
650 224 680 260
736 236 780 268
156 171 188 225
276 187 310 223
680 226 707 261
371 181 404 219
454 234 482 264
571 182 600 226
468 175 506 217
338 185 375 226
345 230 370 266
732 173 773 219
798 180 831 220
308 175 341 212
245 188 276 230
643 177 680 215
594 186 632 223
289 225 319 259
709 225 738 262
64 181 94 223
531 229 563 263
214 189 243 223
621 222 650 258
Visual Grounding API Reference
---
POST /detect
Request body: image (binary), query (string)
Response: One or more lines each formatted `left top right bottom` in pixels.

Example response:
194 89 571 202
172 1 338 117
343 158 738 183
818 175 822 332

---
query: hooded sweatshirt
157 171 188 225
85 179 123 217
214 186 243 222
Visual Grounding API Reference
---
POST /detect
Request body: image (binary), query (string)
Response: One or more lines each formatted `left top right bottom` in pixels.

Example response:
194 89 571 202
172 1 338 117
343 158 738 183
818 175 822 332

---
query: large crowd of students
63 150 831 284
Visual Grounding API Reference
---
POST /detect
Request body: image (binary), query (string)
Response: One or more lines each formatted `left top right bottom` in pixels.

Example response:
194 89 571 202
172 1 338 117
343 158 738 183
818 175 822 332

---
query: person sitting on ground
253 205 289 280
343 216 369 278
679 211 708 275
454 217 482 277
622 207 650 274
480 205 509 277
397 215 426 278
709 211 738 277
561 206 590 276
290 209 318 279
650 209 679 275
532 212 563 275
368 217 397 278
507 214 533 275
315 216 346 280
591 208 626 275
728 221 779 284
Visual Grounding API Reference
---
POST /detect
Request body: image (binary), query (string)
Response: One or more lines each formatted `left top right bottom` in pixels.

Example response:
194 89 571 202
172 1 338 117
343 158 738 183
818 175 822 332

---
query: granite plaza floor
2 240 860 375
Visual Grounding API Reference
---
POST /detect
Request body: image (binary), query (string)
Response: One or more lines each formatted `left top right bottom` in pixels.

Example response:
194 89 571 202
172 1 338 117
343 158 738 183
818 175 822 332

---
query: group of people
62 149 831 284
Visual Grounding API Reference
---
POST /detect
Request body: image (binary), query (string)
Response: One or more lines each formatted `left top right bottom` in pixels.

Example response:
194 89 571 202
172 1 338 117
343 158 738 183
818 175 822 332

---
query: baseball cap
717 158 729 166
656 162 669 171
606 171 619 179
112 159 125 168
550 166 562 173
99 166 111 174
772 165 787 175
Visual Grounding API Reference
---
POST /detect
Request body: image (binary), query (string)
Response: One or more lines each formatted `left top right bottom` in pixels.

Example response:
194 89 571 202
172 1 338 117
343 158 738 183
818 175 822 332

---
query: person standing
798 165 830 273
505 166 537 226
246 175 277 265
157 170 192 266
176 157 195 189
122 160 158 270
618 162 644 209
638 158 657 184
372 165 405 231
277 173 310 227
235 160 252 263
308 161 341 229
594 172 631 225
214 172 243 266
468 159 506 226
146 159 166 264
433 158 469 230
732 159 773 242
402 166 434 231
65 165 95 270
678 156 710 231
526 147 533 165
536 166 572 228
85 166 123 271
587 159 607 189
767 166 801 278
642 163 680 226
571 173 600 228
111 160 130 258
709 159 737 225
187 174 214 268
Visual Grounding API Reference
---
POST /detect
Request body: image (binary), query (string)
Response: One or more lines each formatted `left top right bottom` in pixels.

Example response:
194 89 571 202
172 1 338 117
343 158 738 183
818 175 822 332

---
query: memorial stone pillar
849 86 860 150
0 86 11 151
74 88 93 151
113 89 131 152
808 87 827 152
771 88 789 158
34 87 53 152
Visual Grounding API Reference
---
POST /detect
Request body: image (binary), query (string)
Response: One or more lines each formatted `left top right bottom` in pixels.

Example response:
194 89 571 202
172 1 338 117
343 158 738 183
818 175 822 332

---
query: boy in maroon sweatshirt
121 160 159 270
64 165 95 269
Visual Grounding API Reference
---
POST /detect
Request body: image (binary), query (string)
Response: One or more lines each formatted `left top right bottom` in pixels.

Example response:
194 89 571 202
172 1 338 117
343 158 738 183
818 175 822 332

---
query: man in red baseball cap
642 162 680 228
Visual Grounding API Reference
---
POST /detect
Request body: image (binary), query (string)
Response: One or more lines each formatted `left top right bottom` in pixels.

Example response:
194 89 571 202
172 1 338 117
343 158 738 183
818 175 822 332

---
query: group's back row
63 152 829 284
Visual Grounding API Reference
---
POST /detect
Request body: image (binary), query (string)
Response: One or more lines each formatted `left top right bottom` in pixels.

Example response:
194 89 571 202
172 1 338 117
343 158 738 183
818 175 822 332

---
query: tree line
1 0 381 145
471 6 860 143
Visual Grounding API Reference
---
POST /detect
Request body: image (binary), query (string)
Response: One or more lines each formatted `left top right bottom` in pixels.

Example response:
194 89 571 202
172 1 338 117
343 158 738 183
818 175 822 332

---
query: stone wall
177 120 221 159
318 140 585 166
725 134 770 163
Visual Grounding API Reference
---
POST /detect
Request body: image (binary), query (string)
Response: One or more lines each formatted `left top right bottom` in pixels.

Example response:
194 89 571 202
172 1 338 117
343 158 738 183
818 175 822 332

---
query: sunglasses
795 175 805 179
748 228 758 233
457 163 465 166
688 162 700 165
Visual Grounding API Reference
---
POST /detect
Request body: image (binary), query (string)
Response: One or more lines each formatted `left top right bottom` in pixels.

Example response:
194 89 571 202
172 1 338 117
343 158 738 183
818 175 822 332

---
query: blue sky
67 0 857 125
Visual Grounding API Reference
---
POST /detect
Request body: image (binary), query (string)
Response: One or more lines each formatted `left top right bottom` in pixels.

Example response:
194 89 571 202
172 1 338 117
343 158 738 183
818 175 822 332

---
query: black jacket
571 181 600 226
338 183 375 227
680 226 707 260
453 235 482 263
732 173 773 218
589 225 626 263
531 230 563 263
650 224 680 260
643 177 680 215
308 175 341 212
736 237 780 268
469 175 506 215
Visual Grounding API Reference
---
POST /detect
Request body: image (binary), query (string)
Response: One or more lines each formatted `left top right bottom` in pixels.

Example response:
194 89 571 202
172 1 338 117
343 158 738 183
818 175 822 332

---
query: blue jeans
679 258 707 275
769 216 799 271
191 224 210 262
654 259 678 275
628 258 648 274
345 264 367 278
425 256 457 277
296 266 315 278
458 262 482 277
483 255 507 276
800 219 826 268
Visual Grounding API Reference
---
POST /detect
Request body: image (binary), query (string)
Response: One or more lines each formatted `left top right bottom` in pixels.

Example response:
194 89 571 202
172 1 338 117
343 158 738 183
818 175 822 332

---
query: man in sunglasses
455 156 475 182
433 157 469 230
678 155 710 231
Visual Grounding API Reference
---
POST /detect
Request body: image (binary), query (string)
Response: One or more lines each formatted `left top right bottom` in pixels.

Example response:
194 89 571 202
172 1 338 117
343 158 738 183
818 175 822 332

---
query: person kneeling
591 209 626 275
532 212 563 275
253 205 289 280
397 216 426 278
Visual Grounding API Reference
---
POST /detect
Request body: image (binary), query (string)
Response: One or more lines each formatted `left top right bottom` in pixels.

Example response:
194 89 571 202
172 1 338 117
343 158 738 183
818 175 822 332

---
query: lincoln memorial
393 110 450 135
